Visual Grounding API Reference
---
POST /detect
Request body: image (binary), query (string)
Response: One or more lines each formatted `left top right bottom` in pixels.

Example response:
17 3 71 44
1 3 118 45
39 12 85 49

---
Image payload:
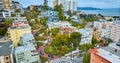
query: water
79 9 120 16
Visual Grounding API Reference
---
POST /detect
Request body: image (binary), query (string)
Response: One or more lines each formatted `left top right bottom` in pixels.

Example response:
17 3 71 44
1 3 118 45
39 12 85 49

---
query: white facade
2 10 11 18
109 21 120 42
47 21 75 30
94 20 120 42
54 0 78 12
79 29 93 44
15 44 40 63
98 29 109 39
97 43 120 63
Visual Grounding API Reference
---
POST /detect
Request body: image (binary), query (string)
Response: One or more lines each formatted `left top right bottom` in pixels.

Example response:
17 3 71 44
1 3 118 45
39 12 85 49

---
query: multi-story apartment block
47 21 74 30
15 44 40 63
94 20 113 29
93 28 109 41
90 43 120 63
0 2 3 10
79 28 93 44
0 41 14 63
0 0 13 10
19 33 36 46
8 19 31 47
109 21 120 42
53 0 78 12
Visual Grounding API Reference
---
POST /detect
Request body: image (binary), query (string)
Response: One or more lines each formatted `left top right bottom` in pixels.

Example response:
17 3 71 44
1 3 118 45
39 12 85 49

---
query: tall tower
53 0 78 13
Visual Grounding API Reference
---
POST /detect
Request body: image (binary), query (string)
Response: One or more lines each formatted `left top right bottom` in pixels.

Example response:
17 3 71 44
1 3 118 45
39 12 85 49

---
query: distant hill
103 8 120 10
77 7 103 10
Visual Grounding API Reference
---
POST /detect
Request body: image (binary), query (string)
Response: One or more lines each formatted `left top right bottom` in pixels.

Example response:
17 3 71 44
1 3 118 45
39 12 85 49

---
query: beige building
59 27 77 36
1 0 13 10
8 26 31 47
0 41 14 63
109 21 120 42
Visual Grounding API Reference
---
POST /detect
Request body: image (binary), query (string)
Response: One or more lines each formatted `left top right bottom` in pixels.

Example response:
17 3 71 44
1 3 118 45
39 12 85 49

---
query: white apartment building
53 0 78 12
47 21 75 30
94 20 113 29
15 44 40 63
109 21 120 42
19 33 36 46
79 29 93 44
98 29 109 39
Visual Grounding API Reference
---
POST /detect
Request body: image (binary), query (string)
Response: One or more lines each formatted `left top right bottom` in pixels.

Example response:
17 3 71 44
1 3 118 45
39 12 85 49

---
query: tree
44 0 49 10
54 4 64 20
70 32 81 46
79 44 92 52
61 46 67 54
15 9 21 13
92 37 99 46
83 53 91 63
67 16 72 22
51 28 59 37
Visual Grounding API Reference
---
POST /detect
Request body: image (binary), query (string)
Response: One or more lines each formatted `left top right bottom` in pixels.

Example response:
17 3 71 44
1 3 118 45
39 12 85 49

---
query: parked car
116 42 120 46
44 43 48 47
40 50 44 55
48 54 54 58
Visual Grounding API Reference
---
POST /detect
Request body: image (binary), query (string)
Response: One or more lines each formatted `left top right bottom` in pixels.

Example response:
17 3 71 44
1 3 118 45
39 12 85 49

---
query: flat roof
0 41 13 56
97 43 120 63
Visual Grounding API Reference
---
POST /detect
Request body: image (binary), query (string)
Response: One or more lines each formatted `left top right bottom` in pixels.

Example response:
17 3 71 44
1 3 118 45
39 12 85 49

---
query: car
116 42 120 46
48 54 54 58
44 43 48 47
40 50 44 55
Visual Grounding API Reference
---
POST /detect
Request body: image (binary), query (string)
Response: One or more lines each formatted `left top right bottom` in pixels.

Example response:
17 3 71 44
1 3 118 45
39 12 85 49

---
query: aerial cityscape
0 0 120 63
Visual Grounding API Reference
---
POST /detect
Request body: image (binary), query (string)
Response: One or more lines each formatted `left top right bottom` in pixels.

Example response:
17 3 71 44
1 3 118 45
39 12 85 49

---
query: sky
14 0 120 8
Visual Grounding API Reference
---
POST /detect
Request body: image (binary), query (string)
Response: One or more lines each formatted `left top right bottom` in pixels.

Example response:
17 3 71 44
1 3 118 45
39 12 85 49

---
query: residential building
59 27 77 36
51 49 82 63
71 15 82 24
93 28 109 41
47 21 73 30
8 25 31 47
93 29 102 41
8 19 31 47
28 5 35 10
1 0 13 10
90 43 120 63
12 1 23 10
0 9 11 18
19 33 36 46
79 28 93 44
0 41 14 63
39 10 58 18
94 20 113 29
0 2 3 10
53 0 78 12
15 44 40 63
109 21 120 42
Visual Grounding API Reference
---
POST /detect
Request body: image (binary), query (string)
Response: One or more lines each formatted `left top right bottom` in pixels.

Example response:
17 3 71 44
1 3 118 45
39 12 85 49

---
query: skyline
14 0 120 8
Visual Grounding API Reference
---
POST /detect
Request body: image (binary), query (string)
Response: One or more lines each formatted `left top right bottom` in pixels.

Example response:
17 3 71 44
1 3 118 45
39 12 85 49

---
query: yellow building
8 26 31 47
2 0 13 10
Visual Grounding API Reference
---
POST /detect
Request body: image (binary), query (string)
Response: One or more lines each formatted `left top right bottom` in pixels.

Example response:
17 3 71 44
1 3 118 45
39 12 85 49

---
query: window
6 57 9 60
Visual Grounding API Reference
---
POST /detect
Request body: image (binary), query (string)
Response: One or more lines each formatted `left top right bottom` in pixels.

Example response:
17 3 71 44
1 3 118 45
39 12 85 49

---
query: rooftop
21 33 34 41
0 41 13 56
8 25 31 30
79 28 92 34
15 44 36 53
91 43 120 63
